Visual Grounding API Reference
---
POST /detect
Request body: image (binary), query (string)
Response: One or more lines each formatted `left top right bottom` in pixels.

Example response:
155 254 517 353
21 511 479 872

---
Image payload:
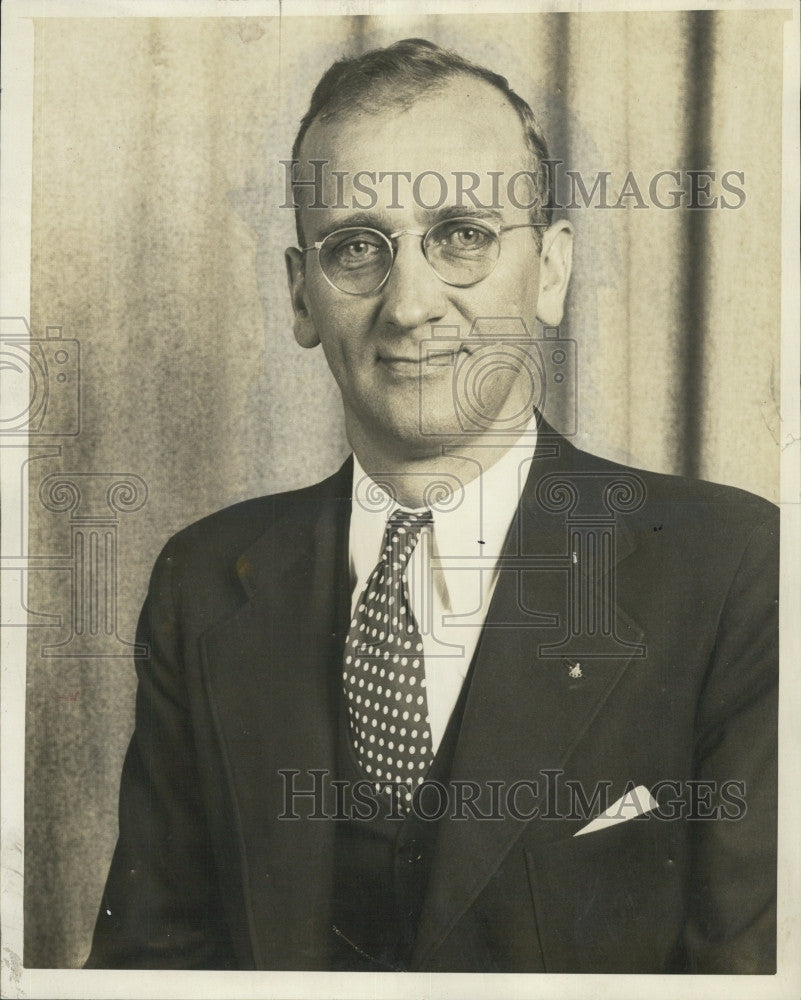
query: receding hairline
295 72 531 166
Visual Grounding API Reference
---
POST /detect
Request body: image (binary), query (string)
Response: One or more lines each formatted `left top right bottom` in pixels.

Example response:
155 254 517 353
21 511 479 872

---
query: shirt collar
350 416 538 612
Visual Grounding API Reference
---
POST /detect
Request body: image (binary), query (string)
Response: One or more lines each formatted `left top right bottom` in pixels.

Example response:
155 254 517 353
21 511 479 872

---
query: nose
377 233 449 333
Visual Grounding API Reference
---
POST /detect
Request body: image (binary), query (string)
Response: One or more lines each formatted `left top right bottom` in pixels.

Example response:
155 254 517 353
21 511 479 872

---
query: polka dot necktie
343 508 434 810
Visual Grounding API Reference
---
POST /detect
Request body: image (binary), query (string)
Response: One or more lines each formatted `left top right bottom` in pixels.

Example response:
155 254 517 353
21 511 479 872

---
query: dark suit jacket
87 424 778 973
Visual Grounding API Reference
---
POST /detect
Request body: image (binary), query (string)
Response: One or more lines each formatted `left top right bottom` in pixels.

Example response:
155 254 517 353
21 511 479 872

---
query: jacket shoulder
153 459 351 583
563 440 777 526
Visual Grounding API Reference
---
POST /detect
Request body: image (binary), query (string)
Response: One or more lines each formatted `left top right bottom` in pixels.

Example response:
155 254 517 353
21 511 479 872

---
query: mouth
378 344 469 371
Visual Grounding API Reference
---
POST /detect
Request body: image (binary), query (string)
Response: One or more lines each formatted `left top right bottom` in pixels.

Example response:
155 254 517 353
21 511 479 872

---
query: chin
386 419 480 461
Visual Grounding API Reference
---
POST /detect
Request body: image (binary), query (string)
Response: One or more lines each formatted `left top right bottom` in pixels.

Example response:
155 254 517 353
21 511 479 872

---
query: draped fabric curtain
24 10 783 967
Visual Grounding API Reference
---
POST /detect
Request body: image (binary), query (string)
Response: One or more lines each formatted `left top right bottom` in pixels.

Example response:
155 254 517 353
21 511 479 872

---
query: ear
535 220 573 327
285 246 320 349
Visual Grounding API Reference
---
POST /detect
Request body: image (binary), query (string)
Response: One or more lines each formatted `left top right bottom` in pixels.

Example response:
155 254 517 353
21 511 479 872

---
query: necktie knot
383 508 433 571
386 507 433 533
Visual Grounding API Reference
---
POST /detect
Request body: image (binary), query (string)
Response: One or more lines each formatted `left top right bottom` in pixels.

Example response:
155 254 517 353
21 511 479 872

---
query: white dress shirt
349 418 538 753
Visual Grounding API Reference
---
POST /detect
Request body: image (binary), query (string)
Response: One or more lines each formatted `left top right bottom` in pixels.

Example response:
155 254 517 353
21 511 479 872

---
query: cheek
306 289 374 369
501 261 541 314
456 263 541 329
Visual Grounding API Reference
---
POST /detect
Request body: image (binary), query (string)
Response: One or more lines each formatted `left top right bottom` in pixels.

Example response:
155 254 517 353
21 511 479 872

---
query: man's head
285 38 573 468
289 38 554 245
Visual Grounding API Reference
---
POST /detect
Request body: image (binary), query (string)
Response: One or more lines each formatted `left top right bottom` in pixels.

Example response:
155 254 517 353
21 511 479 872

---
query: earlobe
285 247 320 349
535 220 574 327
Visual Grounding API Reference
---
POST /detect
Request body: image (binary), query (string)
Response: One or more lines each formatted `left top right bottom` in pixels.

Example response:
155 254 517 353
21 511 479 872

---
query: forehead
296 77 533 233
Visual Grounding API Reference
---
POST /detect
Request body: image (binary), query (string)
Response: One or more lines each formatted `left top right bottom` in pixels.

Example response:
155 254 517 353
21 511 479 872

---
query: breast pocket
524 816 686 973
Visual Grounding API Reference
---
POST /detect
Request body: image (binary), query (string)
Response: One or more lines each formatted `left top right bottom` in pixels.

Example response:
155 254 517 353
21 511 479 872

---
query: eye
326 230 387 268
431 220 495 253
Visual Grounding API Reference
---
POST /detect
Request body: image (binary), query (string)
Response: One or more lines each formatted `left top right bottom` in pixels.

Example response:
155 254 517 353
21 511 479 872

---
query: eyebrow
309 205 506 243
311 213 393 243
430 205 504 225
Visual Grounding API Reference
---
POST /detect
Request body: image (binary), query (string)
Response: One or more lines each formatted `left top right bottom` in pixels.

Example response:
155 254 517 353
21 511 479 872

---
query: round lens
319 229 392 294
424 219 499 286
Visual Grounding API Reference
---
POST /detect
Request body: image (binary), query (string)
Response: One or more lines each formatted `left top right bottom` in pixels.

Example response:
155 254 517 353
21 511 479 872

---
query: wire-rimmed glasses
300 216 545 296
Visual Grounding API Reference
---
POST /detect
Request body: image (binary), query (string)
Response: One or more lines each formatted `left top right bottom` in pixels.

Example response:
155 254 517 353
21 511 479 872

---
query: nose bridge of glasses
387 227 428 246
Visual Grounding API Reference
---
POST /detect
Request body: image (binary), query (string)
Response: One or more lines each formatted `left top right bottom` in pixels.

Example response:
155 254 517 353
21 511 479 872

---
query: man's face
286 77 572 462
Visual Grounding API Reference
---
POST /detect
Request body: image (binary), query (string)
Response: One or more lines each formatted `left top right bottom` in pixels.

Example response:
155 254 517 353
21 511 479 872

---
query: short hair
290 37 553 243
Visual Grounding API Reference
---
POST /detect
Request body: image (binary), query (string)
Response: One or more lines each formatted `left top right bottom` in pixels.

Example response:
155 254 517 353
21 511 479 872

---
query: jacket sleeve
85 540 238 969
676 508 779 973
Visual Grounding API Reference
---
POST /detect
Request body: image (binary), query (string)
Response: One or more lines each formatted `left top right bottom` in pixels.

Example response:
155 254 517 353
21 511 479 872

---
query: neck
350 426 535 509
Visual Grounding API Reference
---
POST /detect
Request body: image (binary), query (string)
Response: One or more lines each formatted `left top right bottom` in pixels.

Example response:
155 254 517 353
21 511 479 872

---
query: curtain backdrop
24 10 784 967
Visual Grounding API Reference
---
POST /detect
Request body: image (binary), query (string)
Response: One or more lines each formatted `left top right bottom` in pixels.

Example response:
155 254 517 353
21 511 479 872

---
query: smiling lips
378 345 468 369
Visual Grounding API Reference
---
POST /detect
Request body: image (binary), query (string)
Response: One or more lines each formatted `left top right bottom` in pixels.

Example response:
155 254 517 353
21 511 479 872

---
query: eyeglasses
300 216 545 296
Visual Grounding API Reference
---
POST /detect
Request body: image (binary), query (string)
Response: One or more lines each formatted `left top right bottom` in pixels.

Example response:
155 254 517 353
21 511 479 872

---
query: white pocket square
573 785 658 837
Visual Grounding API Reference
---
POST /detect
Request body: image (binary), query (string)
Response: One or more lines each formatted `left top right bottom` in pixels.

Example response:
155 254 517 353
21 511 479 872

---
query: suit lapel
199 461 352 969
413 429 646 968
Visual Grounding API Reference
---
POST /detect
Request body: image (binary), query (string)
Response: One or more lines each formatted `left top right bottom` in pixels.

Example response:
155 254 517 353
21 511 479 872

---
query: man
87 39 778 973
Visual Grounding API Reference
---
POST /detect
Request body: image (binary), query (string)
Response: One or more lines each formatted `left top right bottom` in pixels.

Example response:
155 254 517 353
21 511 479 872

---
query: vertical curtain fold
679 9 716 480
